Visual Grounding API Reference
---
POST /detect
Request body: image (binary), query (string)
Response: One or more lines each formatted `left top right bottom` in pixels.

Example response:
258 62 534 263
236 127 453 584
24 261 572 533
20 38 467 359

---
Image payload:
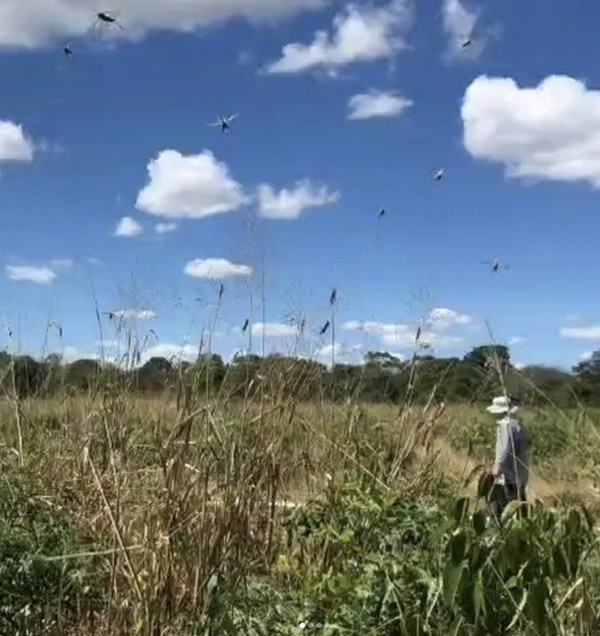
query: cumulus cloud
143 343 198 362
315 342 363 364
257 179 340 219
49 259 73 272
155 222 178 234
426 308 472 331
114 216 143 237
442 0 487 59
266 0 413 75
6 265 56 284
462 75 600 188
580 351 594 362
347 89 413 120
343 307 471 349
61 346 100 363
136 150 247 219
184 258 253 279
0 0 326 49
112 309 157 321
508 336 526 346
342 321 418 347
0 120 35 162
560 325 600 340
251 323 298 338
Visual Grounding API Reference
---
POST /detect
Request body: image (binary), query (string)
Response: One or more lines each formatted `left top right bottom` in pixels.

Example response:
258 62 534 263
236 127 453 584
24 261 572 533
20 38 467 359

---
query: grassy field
2 385 600 634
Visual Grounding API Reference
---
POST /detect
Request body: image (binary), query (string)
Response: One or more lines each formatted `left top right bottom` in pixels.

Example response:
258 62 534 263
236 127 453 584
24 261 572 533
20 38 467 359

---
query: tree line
0 345 598 407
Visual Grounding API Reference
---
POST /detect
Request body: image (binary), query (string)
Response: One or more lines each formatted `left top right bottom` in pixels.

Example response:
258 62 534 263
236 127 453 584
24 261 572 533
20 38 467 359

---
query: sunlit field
3 358 600 635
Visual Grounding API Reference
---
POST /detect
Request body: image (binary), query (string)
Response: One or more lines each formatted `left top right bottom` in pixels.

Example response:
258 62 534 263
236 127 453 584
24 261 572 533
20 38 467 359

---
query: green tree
572 351 600 404
463 345 511 370
363 351 405 373
137 356 173 392
64 359 101 391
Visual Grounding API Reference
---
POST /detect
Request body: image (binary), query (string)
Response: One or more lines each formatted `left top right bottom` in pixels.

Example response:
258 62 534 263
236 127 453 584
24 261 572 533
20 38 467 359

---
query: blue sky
0 0 598 369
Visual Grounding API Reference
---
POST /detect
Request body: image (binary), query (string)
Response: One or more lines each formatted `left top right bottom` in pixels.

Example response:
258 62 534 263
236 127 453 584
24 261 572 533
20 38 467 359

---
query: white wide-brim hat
486 395 518 415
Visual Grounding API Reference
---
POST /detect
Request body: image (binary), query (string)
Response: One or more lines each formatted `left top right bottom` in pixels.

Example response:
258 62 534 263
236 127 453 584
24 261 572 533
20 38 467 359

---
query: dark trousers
491 482 527 526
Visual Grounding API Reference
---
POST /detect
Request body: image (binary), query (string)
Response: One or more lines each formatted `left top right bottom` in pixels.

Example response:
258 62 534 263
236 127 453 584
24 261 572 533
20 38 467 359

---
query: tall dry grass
0 348 458 634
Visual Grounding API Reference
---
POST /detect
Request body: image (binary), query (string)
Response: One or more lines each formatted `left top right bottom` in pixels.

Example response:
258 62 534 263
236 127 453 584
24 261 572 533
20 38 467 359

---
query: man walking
486 395 529 525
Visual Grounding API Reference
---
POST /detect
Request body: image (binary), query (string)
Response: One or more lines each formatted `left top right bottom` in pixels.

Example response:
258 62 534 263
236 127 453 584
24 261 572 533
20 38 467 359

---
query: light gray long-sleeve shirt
494 416 529 487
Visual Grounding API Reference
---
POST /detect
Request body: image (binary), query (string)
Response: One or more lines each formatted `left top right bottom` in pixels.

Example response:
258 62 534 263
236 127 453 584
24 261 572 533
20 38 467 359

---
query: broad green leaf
504 527 527 571
469 544 490 572
528 578 549 632
477 472 495 500
453 497 469 526
472 509 487 536
443 561 464 608
449 529 467 565
552 545 568 578
565 537 582 577
567 508 582 536
473 572 485 623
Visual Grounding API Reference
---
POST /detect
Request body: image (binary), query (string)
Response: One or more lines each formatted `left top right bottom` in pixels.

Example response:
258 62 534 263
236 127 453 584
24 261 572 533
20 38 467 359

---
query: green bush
197 479 600 635
0 473 103 634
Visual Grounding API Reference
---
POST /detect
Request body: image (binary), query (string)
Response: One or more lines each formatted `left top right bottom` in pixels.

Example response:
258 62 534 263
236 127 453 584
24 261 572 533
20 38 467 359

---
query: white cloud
513 362 526 371
112 309 157 321
266 0 413 75
462 75 600 188
184 258 253 279
251 323 298 338
426 308 472 331
37 139 65 155
580 351 593 362
342 321 421 347
114 216 143 237
61 346 100 363
561 325 600 340
387 351 407 362
50 258 73 271
347 89 413 120
0 0 326 49
508 336 526 346
442 0 486 59
155 222 178 234
343 308 470 349
315 342 363 365
257 179 340 219
143 343 197 362
86 256 104 266
0 120 35 162
60 346 119 364
136 150 247 219
6 265 56 285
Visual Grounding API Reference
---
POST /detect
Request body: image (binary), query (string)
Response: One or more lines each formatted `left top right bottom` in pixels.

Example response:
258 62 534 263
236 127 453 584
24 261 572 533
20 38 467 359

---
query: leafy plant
0 472 102 634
